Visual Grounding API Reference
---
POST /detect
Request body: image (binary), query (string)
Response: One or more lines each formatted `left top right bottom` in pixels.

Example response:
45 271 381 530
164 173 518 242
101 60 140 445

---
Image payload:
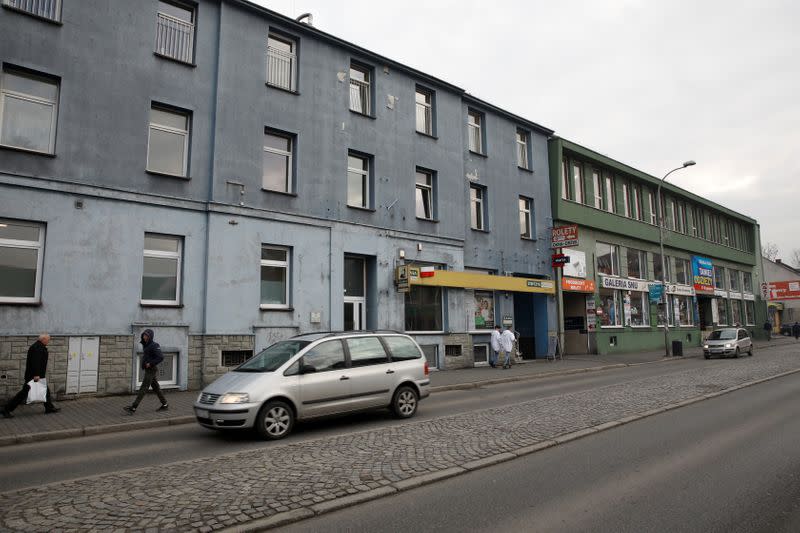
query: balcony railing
349 79 370 115
267 47 295 91
3 0 60 20
155 11 194 64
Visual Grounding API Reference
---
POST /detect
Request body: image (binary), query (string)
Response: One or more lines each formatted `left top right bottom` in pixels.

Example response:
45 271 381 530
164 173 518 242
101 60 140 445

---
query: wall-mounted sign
562 277 596 292
563 249 587 278
551 224 579 249
666 284 695 296
649 283 664 303
691 256 715 295
552 254 570 267
600 276 650 292
764 280 800 300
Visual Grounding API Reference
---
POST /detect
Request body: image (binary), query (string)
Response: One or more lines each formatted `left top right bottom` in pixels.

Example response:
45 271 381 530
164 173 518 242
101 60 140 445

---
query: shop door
67 337 99 394
513 292 536 359
563 293 589 355
344 256 366 330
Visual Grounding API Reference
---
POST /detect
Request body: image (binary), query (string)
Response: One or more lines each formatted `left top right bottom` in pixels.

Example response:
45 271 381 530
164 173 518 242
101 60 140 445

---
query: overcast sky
256 0 799 261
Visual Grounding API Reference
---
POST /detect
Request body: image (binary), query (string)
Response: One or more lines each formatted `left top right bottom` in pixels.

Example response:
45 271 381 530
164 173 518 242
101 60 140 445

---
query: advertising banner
562 277 596 292
551 224 579 248
765 281 800 300
649 283 664 303
600 276 650 292
691 256 715 295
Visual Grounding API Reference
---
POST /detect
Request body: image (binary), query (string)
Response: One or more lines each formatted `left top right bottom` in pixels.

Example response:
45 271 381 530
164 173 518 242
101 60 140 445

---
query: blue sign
691 256 714 294
649 283 664 303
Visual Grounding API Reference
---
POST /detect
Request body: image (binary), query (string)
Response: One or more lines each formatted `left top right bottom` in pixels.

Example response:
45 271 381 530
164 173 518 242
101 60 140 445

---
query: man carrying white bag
1 333 60 418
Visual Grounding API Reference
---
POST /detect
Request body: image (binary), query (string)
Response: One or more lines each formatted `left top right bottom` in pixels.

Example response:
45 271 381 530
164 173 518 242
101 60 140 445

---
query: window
648 191 657 225
303 340 346 372
155 1 195 64
383 336 422 361
3 0 61 21
674 258 689 285
632 185 643 221
349 63 371 115
467 110 484 153
628 291 650 327
666 199 676 231
690 206 699 237
596 242 619 276
745 300 755 325
654 254 671 282
519 196 533 239
415 168 435 220
470 185 486 230
260 245 290 308
621 182 630 217
346 337 389 367
592 169 603 209
716 298 728 325
731 299 743 325
673 295 693 326
415 86 433 135
347 152 370 208
677 202 686 233
0 68 59 154
728 269 740 292
598 289 622 327
604 175 615 213
263 130 293 193
722 218 731 246
0 219 45 303
141 234 182 305
626 248 647 279
267 34 297 91
742 271 753 294
222 350 253 367
713 266 725 289
562 158 571 200
405 284 443 331
136 351 177 386
147 105 190 177
572 162 584 204
516 128 530 169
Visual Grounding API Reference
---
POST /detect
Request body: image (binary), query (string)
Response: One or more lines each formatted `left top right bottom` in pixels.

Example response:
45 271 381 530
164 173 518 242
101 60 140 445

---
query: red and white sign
765 280 800 300
551 224 579 249
420 266 435 278
562 277 596 293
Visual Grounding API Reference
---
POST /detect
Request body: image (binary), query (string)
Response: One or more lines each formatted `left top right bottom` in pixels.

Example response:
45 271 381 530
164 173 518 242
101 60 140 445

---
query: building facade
0 0 556 400
548 138 767 355
762 258 800 332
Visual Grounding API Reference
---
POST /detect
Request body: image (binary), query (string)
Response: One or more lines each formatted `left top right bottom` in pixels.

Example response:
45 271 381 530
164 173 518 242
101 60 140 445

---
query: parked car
194 331 430 439
780 324 793 336
703 328 753 359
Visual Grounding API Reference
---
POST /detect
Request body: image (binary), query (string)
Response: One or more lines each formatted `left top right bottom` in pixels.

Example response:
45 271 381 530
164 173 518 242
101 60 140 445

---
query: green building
548 138 766 355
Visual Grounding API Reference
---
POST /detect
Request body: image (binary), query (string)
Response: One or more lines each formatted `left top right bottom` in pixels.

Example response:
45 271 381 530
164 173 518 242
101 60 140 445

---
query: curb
218 364 800 532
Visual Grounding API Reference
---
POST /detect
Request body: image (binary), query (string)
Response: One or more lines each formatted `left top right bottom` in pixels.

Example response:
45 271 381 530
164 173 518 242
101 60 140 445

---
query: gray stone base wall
97 336 134 395
189 335 255 388
443 333 474 370
0 336 68 401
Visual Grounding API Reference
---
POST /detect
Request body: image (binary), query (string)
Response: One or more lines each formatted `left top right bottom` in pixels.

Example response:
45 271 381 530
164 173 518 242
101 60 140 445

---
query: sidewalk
1 336 794 446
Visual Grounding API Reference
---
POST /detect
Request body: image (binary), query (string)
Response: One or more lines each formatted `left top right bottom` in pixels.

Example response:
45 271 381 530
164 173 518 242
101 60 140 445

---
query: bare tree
791 248 800 269
762 242 780 261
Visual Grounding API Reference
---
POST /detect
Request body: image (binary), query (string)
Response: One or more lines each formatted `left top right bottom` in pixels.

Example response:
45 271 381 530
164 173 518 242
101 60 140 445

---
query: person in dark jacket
764 321 772 341
1 334 60 418
793 322 800 341
124 329 168 414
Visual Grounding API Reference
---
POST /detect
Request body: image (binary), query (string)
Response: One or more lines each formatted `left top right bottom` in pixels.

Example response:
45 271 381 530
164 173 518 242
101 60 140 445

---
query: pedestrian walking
500 326 516 369
124 329 168 414
1 334 60 418
793 322 800 341
489 325 501 368
763 320 772 341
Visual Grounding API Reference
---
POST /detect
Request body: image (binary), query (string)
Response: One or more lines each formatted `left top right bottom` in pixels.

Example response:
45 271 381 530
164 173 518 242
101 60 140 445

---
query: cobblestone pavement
2 350 800 532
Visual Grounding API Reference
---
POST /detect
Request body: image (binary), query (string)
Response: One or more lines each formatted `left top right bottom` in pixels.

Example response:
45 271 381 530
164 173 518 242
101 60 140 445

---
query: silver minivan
194 331 431 439
703 327 754 359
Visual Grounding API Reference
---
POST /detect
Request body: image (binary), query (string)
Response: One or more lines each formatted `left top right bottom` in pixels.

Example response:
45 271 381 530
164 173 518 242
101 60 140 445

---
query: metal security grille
445 345 462 357
155 11 194 63
267 46 295 90
3 0 60 20
222 350 253 367
199 392 220 405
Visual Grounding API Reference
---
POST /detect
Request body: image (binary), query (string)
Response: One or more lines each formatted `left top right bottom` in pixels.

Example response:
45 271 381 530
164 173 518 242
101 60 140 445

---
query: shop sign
562 277 596 292
586 298 596 310
551 224 579 248
666 284 695 296
600 276 650 292
552 253 570 267
395 265 410 293
563 249 587 278
691 256 715 295
764 280 800 300
729 291 742 300
649 283 664 303
586 298 597 331
760 282 769 300
743 293 755 301
714 289 729 298
502 315 513 326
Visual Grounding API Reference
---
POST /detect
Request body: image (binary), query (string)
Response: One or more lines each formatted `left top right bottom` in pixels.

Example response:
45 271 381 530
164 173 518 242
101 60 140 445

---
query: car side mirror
300 364 317 375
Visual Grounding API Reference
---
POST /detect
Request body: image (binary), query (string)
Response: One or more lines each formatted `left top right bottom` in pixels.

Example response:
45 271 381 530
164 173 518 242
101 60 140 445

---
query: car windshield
235 340 310 372
708 329 737 340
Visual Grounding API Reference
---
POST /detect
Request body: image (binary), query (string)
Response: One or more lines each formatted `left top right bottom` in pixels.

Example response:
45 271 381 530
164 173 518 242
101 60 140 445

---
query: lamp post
657 160 696 356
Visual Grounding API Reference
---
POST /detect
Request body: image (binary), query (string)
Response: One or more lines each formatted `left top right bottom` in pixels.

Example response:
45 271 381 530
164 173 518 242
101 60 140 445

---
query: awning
405 268 555 294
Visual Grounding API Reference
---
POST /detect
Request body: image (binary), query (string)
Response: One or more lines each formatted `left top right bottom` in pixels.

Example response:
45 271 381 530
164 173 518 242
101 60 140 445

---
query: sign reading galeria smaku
691 256 714 294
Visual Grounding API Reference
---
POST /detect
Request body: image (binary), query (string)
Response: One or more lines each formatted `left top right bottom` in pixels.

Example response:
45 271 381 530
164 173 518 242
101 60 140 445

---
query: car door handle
340 375 350 381
386 369 395 374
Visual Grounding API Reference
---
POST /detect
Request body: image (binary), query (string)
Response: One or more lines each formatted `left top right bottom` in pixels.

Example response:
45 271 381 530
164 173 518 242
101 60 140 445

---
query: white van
194 331 430 439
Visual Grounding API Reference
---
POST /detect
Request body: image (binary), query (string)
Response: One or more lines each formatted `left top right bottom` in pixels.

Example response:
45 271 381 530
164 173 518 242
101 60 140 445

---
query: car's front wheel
255 400 294 440
392 385 419 419
704 353 711 360
733 347 740 358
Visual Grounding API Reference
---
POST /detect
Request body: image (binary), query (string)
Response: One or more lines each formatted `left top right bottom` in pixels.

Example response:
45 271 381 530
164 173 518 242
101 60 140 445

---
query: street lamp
657 160 696 356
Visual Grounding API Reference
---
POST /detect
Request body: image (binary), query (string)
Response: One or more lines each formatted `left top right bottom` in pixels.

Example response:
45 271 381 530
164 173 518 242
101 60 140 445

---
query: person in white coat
500 326 516 369
489 325 502 368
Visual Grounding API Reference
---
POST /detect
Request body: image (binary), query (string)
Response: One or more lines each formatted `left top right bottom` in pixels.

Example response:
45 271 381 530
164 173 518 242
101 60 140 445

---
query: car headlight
219 393 250 404
703 344 709 349
724 343 732 348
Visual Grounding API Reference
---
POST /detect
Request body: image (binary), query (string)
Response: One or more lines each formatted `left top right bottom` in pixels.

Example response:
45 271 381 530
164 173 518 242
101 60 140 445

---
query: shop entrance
563 292 589 355
513 292 536 359
697 296 713 331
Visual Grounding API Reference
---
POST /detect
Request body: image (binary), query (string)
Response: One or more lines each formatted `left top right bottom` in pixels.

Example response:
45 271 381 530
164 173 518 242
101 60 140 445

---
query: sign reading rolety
691 256 715 295
551 224 579 248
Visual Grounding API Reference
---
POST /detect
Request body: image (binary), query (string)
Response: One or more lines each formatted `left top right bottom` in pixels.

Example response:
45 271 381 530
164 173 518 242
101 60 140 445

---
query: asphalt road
281 371 800 533
0 357 705 493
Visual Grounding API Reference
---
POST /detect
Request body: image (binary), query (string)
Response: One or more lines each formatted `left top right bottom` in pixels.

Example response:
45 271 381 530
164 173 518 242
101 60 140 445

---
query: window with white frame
562 158 571 200
262 130 293 193
729 269 740 292
622 182 631 217
654 254 671 282
147 105 190 177
415 86 433 135
141 234 182 305
155 0 195 64
0 68 59 154
742 271 753 294
596 242 619 276
347 152 370 208
0 219 45 303
626 248 647 279
136 351 178 387
648 191 657 225
572 162 584 204
716 297 728 325
632 185 643 221
415 168 435 220
677 202 686 233
516 128 530 169
470 185 486 230
592 169 603 209
745 300 755 325
260 245 290 308
628 291 650 326
713 266 726 289
349 63 371 115
673 295 693 326
604 174 615 213
731 298 743 325
674 258 689 285
519 196 533 239
598 289 622 327
267 33 296 91
3 0 61 21
467 110 483 153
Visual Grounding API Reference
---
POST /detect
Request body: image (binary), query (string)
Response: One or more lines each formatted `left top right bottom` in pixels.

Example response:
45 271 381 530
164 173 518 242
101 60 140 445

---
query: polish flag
420 266 435 278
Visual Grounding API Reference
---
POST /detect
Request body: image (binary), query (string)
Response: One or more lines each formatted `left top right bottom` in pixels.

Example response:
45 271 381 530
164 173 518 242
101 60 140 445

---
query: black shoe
157 403 169 411
1 409 13 419
44 407 60 414
123 406 137 415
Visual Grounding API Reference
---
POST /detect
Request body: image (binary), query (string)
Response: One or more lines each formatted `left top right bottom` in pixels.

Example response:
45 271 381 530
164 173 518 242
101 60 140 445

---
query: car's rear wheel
255 400 294 440
733 347 740 358
748 345 754 356
391 385 419 419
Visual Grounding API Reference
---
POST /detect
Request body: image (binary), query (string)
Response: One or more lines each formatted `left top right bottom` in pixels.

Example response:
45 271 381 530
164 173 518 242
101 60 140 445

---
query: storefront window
628 291 650 326
742 272 753 294
626 248 647 279
654 254 671 282
596 242 619 276
598 289 621 327
730 299 743 325
745 300 755 325
675 295 693 326
729 269 740 292
716 297 728 325
471 290 495 330
405 285 443 331
674 258 689 285
714 266 726 290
